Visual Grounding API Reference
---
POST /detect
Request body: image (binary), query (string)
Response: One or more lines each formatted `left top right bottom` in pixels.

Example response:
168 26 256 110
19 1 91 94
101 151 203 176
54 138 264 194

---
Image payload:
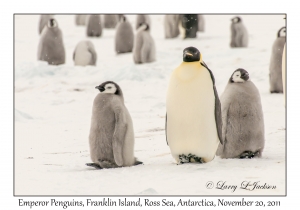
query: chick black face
95 81 120 94
277 27 286 38
230 68 249 83
183 46 200 62
232 16 241 23
48 18 57 28
139 23 149 31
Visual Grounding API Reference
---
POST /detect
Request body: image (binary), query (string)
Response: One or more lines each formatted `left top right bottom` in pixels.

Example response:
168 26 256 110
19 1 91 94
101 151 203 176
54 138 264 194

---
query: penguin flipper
200 62 223 145
112 107 126 167
88 47 97 66
165 113 168 145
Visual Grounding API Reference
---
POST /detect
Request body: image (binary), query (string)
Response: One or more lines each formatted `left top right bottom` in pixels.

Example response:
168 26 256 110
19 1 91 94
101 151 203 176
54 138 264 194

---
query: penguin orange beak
185 52 193 56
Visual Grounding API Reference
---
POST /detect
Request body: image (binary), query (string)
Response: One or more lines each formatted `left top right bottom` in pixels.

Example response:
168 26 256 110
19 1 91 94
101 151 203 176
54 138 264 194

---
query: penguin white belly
74 44 92 66
166 63 219 163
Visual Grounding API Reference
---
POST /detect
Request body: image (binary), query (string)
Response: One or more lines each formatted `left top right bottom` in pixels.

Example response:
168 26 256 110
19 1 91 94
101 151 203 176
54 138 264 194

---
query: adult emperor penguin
87 81 143 169
135 14 151 30
75 14 87 26
86 15 102 37
230 16 248 48
216 69 265 159
103 14 119 28
166 46 223 164
197 14 205 32
269 27 286 93
164 15 180 38
73 40 97 66
37 18 65 65
115 16 134 54
133 23 156 64
38 14 53 34
178 14 198 39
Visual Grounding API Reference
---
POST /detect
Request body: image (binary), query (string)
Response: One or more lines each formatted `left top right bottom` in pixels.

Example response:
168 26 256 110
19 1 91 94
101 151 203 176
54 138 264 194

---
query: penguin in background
179 14 198 39
75 14 87 26
164 15 180 39
37 18 65 65
269 27 286 93
166 46 223 164
133 23 156 64
282 43 286 105
115 16 134 54
135 14 151 30
86 15 102 37
197 14 205 32
103 14 119 28
38 14 54 34
73 40 97 66
216 69 265 159
230 16 248 48
86 81 143 169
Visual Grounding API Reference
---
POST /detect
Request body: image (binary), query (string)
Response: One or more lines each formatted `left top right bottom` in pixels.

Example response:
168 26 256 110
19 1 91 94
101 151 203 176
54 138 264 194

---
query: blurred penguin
164 15 180 38
86 15 102 37
37 18 65 65
133 23 155 64
75 14 87 26
179 14 198 39
216 69 265 159
269 27 286 93
103 14 119 28
197 14 205 32
135 14 151 30
38 14 54 34
282 44 286 105
73 40 97 66
230 16 248 47
115 16 134 54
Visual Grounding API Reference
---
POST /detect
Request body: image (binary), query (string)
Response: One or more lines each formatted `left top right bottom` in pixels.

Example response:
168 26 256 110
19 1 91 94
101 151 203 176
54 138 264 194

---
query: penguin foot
270 91 283 94
86 163 102 169
134 160 143 165
179 154 203 164
240 151 260 159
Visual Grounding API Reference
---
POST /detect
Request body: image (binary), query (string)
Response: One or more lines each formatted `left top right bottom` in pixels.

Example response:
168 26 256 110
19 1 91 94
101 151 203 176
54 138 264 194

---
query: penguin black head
277 27 286 38
138 23 149 31
95 81 123 96
122 16 127 22
229 68 249 83
183 46 200 62
48 18 58 28
231 16 241 23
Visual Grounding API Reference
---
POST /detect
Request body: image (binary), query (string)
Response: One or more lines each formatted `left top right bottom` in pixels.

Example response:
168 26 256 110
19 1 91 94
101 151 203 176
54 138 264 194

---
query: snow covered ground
15 14 285 195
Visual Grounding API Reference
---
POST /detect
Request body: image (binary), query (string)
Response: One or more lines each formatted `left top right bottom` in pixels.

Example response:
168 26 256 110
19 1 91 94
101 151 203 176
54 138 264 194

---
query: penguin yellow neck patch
175 62 203 82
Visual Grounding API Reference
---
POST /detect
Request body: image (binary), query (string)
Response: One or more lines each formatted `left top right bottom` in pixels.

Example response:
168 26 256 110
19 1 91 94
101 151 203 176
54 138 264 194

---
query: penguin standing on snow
38 14 54 34
115 16 134 54
166 46 223 164
179 14 198 39
133 23 156 64
230 16 248 47
103 14 119 28
73 40 97 66
37 18 65 65
164 15 180 38
86 81 142 169
75 14 87 26
197 14 205 32
269 27 286 93
135 14 151 30
216 69 265 159
86 15 102 37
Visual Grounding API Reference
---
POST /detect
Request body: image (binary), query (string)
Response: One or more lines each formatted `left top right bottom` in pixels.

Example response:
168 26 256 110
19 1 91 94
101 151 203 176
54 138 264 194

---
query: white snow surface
15 15 285 196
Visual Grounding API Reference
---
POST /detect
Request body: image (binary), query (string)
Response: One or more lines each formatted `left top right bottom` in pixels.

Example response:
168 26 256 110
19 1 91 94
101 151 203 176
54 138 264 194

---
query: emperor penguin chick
86 15 102 37
135 14 151 30
230 16 248 47
87 81 142 169
73 40 97 66
133 23 156 64
166 46 223 164
75 14 87 26
269 27 286 93
103 14 119 28
216 69 265 159
164 15 180 38
115 16 134 54
37 18 65 65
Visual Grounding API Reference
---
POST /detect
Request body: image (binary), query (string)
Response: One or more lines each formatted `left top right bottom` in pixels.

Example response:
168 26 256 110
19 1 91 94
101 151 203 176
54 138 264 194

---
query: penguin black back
183 46 200 62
